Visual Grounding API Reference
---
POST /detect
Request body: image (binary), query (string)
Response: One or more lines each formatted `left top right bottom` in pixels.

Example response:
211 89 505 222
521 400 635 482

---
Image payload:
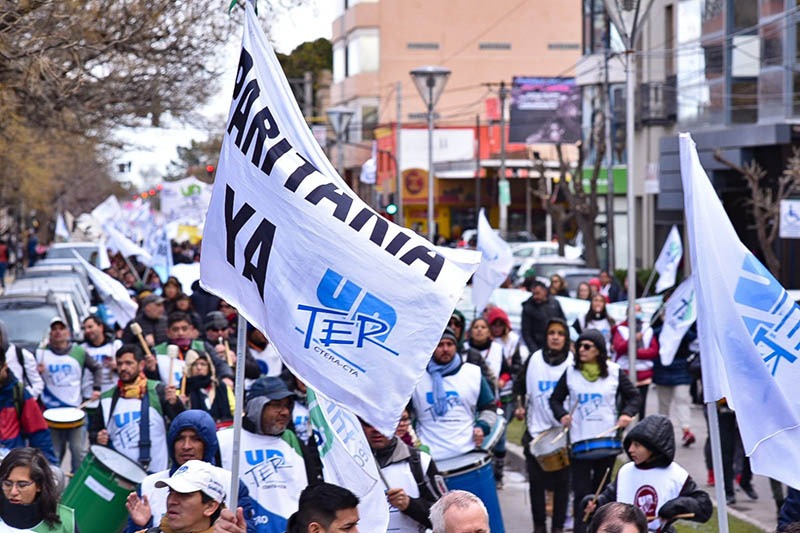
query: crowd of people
0 238 798 533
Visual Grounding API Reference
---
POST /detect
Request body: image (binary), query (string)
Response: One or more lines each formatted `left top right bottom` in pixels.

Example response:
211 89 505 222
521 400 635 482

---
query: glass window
732 0 758 30
761 19 782 67
347 28 379 76
731 80 758 123
582 0 608 54
758 67 784 120
361 105 378 141
333 41 346 83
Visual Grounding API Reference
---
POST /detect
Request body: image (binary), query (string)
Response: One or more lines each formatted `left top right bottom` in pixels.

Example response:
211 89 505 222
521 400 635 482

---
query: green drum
62 445 147 533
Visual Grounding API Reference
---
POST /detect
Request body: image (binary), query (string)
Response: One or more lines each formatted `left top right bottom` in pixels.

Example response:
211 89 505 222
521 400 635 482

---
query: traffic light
206 164 216 177
382 193 397 218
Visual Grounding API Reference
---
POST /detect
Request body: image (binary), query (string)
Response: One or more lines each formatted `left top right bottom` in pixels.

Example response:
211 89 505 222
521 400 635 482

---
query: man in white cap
142 459 245 533
36 316 103 473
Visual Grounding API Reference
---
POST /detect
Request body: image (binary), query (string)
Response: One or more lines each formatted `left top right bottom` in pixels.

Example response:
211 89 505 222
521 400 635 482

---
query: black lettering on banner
399 247 445 282
385 232 411 255
283 154 318 192
305 183 353 222
242 106 281 167
261 139 292 174
232 49 254 99
225 185 255 266
349 208 389 246
228 79 261 146
242 219 276 301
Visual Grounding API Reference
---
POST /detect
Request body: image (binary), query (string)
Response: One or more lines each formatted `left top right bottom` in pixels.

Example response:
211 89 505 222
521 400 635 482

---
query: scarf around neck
581 362 601 382
427 357 461 416
118 374 148 399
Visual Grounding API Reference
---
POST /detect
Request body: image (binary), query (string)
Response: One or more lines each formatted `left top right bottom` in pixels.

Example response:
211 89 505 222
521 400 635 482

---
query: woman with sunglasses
514 318 574 533
0 447 77 532
549 329 640 533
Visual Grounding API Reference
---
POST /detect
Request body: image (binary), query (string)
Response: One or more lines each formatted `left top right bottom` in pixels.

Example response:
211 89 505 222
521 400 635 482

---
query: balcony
639 76 677 126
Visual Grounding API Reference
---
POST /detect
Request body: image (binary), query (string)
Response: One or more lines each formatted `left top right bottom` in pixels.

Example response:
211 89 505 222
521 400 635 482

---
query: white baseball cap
155 460 226 503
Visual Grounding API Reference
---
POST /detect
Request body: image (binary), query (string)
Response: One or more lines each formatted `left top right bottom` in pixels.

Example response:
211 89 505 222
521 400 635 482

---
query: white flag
680 133 800 488
658 275 696 366
307 389 389 531
145 226 173 282
471 208 513 314
104 224 153 265
71 252 138 326
653 225 682 293
199 3 480 435
91 195 122 224
55 213 70 241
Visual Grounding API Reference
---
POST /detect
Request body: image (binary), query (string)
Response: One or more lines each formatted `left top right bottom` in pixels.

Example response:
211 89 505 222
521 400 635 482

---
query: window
407 42 439 50
347 28 379 76
362 105 378 140
333 41 346 83
480 42 512 50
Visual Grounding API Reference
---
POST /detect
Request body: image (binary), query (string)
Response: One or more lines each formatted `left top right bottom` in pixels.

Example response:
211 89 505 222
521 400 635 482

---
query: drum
43 407 85 430
62 445 147 533
529 428 570 472
571 437 623 460
437 451 505 533
480 412 507 451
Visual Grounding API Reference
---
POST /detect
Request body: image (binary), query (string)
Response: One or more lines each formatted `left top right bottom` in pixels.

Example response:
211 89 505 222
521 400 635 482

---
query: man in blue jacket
0 349 57 463
123 409 256 532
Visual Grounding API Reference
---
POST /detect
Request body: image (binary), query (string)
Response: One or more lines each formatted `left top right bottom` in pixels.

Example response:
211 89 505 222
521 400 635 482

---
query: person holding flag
217 376 321 533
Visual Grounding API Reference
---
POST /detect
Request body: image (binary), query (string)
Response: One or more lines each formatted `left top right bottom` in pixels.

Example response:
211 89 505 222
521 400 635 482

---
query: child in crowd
582 414 712 532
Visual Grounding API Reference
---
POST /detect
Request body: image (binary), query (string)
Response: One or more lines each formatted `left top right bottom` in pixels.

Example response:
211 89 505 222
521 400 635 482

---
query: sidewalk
505 385 779 532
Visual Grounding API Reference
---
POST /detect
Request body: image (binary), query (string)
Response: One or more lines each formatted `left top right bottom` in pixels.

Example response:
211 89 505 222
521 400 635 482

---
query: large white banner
472 208 513 314
658 275 696 366
200 4 479 434
653 225 683 293
680 133 800 487
161 177 212 226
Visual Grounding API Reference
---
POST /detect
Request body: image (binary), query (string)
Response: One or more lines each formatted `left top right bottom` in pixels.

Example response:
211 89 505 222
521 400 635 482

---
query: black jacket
582 415 712 531
521 296 565 353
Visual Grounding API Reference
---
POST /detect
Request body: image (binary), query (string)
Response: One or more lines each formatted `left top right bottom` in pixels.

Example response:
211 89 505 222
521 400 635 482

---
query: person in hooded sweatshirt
123 409 256 533
0 319 44 399
581 414 712 532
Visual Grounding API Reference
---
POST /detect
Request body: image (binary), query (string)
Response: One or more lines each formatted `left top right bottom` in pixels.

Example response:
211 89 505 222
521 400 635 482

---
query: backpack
12 380 25 420
407 446 446 502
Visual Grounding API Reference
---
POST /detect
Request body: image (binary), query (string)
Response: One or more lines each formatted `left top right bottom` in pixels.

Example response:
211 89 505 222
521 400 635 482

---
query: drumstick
551 399 581 444
167 344 178 387
647 512 695 522
78 399 94 410
582 466 611 523
224 339 234 367
594 424 621 439
130 322 153 357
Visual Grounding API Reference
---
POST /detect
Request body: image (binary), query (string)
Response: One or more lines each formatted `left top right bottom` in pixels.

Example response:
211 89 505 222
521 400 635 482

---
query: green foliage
276 38 333 78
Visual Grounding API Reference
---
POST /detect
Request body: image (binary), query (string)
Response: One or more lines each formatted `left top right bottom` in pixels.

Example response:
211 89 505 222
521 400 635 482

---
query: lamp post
603 0 653 406
410 66 451 242
326 106 355 179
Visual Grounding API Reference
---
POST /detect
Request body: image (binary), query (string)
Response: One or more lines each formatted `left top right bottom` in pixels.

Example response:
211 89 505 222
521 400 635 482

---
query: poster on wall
509 77 581 144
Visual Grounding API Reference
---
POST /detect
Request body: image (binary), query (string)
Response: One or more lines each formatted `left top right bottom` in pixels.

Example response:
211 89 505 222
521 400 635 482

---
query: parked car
45 241 105 267
510 256 586 287
510 241 583 262
22 264 93 299
0 292 70 352
554 268 602 297
6 276 92 317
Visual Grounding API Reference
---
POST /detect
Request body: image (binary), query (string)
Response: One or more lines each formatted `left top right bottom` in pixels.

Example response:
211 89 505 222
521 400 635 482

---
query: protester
284 371 312 444
145 460 228 533
121 293 169 346
460 318 501 389
0 239 8 288
162 277 183 315
36 317 102 473
182 350 234 428
174 293 204 333
361 416 444 531
515 317 574 533
123 410 256 533
217 376 321 532
598 271 623 303
779 487 800 531
80 314 122 396
90 343 185 473
611 304 658 420
410 328 498 462
448 310 467 353
549 328 640 533
0 318 44 399
190 280 221 321
574 294 616 349
587 502 647 533
285 482 360 533
0 349 57 463
576 282 592 301
581 415 712 532
651 320 697 448
246 325 282 381
429 490 490 533
0 447 76 532
550 274 570 297
521 279 566 354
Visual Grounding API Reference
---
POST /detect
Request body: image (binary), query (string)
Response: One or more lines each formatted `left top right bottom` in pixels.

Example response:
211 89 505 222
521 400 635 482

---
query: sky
118 1 337 190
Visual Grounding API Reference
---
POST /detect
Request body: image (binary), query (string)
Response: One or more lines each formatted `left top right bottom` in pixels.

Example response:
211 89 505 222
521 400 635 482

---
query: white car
511 241 583 262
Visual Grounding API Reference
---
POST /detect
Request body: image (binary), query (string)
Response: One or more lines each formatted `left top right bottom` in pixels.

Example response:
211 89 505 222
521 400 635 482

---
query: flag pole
706 402 730 533
641 269 656 298
229 313 247 511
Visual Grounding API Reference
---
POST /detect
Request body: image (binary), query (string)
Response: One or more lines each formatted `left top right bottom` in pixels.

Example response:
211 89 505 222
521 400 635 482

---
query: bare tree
714 147 800 277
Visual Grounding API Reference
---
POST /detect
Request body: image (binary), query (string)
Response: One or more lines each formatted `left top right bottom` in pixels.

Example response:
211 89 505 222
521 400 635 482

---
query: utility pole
498 81 510 237
604 51 616 271
303 71 313 119
475 114 481 217
396 81 403 227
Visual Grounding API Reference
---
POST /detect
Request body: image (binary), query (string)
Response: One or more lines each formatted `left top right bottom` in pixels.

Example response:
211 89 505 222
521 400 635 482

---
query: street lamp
410 66 451 242
326 106 355 179
603 0 653 407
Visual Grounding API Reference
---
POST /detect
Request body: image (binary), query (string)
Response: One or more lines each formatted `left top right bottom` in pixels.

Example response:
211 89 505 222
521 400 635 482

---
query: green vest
31 504 76 533
153 340 205 356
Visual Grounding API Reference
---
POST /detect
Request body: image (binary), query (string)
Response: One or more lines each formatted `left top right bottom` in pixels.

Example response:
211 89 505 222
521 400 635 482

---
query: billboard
509 77 581 144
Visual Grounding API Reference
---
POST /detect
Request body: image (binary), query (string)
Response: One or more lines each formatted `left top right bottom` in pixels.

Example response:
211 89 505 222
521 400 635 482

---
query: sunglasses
577 342 597 351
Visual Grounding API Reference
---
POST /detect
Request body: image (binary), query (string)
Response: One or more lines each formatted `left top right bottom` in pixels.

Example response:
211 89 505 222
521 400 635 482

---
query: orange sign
404 168 426 199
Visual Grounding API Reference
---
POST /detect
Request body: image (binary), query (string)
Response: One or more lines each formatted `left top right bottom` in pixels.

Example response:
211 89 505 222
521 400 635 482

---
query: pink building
330 0 581 238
